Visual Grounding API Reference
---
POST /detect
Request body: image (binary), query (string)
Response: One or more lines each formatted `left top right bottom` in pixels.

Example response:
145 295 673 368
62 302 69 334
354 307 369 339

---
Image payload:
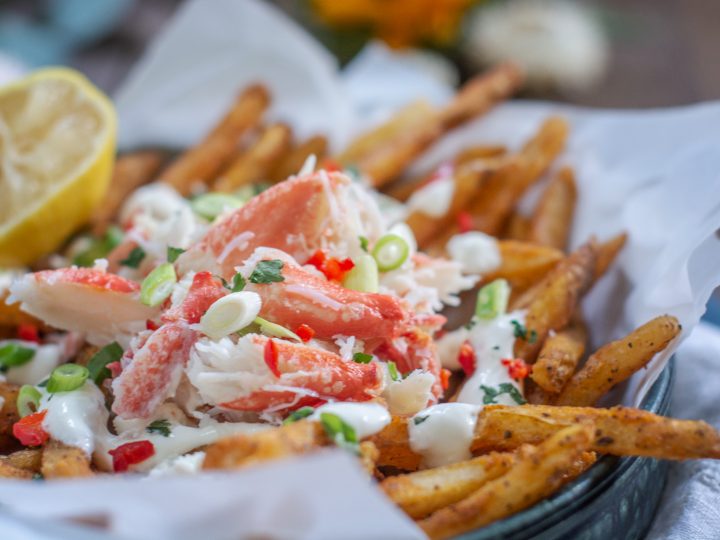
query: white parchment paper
1 0 719 538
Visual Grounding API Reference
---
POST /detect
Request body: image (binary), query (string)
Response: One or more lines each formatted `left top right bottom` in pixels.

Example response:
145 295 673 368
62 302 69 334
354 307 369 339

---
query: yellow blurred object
312 0 476 48
0 67 116 266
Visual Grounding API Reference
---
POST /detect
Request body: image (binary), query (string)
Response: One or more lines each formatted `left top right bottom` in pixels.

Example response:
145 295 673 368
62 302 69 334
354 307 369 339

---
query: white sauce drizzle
406 176 455 218
311 402 390 439
3 340 62 385
408 403 481 467
447 231 501 274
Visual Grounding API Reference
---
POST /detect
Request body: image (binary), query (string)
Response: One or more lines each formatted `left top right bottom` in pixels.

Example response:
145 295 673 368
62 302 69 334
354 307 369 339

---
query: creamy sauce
456 311 524 405
406 177 455 218
446 232 501 274
311 402 390 439
148 451 206 477
408 403 481 467
435 327 470 370
4 341 63 385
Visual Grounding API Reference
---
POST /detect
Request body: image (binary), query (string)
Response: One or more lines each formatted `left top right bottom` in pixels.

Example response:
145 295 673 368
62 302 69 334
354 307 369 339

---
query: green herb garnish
147 419 172 437
387 361 401 381
320 412 359 454
87 342 123 384
283 406 315 425
511 320 537 343
120 246 146 268
167 246 185 263
413 415 429 426
353 352 373 364
0 343 35 372
359 236 369 252
249 260 285 284
480 383 527 405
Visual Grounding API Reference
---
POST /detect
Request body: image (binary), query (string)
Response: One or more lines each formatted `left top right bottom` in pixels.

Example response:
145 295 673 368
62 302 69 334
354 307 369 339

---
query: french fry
0 460 33 479
381 451 515 519
528 167 577 250
481 240 563 291
2 448 42 472
369 416 422 471
215 123 292 192
268 135 328 182
502 211 531 242
594 232 628 283
159 84 270 195
202 420 326 470
0 382 20 436
439 63 523 130
513 240 597 362
359 441 380 477
531 319 587 394
41 440 93 479
419 425 593 540
91 150 165 234
471 405 720 460
556 315 681 406
0 291 45 329
454 144 507 166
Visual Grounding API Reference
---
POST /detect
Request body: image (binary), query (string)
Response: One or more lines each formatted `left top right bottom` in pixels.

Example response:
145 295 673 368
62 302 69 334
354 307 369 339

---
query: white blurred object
464 0 609 91
0 53 26 85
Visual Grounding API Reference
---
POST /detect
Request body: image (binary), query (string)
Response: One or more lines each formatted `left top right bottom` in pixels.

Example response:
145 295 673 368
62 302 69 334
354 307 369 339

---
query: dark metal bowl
459 359 674 540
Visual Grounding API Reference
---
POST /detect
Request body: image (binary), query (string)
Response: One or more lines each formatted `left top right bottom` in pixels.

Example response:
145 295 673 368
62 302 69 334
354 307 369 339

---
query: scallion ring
140 263 177 307
372 234 409 272
475 278 510 320
254 317 301 341
200 292 262 340
191 193 244 221
16 385 42 417
46 363 89 393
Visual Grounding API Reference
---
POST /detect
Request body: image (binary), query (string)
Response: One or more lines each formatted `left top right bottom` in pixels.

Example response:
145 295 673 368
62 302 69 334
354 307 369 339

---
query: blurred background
0 0 718 320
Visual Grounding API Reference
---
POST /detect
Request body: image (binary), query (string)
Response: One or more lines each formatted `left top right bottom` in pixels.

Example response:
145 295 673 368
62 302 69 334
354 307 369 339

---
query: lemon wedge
0 67 116 266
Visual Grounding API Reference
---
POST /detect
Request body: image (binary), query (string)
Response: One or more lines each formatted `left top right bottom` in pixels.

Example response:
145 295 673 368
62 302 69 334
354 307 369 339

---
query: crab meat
240 248 406 340
162 271 227 324
177 171 384 279
188 334 383 414
6 268 158 347
112 322 198 419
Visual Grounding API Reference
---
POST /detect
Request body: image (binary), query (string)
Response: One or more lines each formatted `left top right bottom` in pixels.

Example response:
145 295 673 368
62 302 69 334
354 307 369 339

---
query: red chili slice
264 338 281 377
457 341 476 377
440 368 451 392
17 323 40 343
295 324 315 343
146 319 160 331
13 410 49 447
109 440 156 472
305 250 355 282
501 358 531 380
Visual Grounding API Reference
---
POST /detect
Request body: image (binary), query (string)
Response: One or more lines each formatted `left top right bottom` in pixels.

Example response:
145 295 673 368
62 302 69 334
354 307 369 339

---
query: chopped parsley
229 272 246 292
359 236 369 252
413 415 429 426
249 260 285 284
32 472 44 481
167 246 185 263
320 412 359 454
387 361 401 381
283 406 315 425
511 320 537 343
0 343 35 372
480 383 527 405
120 246 146 268
353 352 373 364
87 342 123 384
147 419 172 437
464 317 478 330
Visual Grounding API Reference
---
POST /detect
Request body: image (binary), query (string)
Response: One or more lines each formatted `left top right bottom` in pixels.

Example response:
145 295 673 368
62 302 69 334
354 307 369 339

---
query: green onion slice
283 406 315 425
372 234 410 272
191 193 244 221
0 343 35 370
46 364 89 393
320 412 359 454
475 278 510 320
254 317 301 341
342 254 379 293
199 292 262 340
387 361 401 382
87 342 123 384
140 263 177 307
17 385 42 417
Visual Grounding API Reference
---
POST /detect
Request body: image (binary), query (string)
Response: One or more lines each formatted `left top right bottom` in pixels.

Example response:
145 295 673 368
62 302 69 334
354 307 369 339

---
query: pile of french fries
1 63 719 540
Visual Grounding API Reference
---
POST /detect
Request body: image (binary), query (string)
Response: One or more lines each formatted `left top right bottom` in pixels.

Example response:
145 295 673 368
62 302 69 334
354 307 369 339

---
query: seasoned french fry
481 240 563 291
439 63 523 130
369 416 422 471
381 451 515 519
502 211 531 241
2 449 42 472
268 135 328 182
513 240 597 362
91 150 165 234
359 441 380 477
454 144 507 166
472 404 720 460
0 292 45 329
0 382 20 436
0 460 33 479
419 425 593 540
594 232 628 283
215 123 292 192
531 319 587 394
528 167 577 250
203 420 326 470
556 315 681 406
159 84 270 195
41 440 93 479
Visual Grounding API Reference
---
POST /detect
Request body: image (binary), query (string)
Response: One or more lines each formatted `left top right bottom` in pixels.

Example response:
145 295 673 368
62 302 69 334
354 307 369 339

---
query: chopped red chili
145 319 160 331
17 323 40 343
501 358 531 380
109 440 155 472
457 341 476 377
440 368 451 392
295 324 315 342
264 338 281 377
457 211 474 233
13 410 49 447
305 250 355 282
